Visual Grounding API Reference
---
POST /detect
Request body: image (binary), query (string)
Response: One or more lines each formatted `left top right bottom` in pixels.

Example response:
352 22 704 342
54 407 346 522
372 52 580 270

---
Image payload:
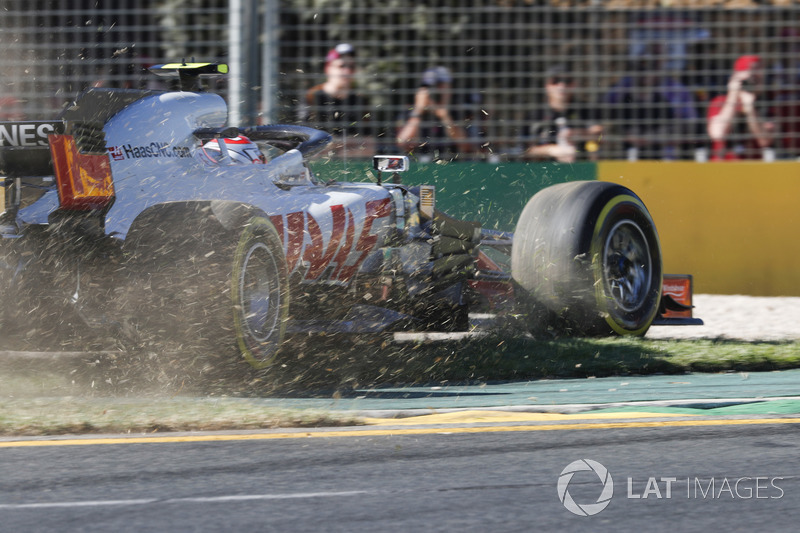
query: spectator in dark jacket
305 43 374 158
523 65 603 163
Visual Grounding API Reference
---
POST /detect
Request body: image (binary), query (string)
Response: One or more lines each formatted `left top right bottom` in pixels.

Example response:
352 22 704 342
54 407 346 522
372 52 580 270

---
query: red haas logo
271 198 391 284
108 146 125 161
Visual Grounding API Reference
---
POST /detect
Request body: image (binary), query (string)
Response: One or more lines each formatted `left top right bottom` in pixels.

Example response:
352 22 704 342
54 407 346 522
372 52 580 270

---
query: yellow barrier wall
599 161 800 296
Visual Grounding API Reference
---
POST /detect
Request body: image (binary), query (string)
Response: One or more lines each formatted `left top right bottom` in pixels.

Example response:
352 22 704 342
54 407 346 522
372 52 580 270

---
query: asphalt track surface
1 415 799 532
3 294 800 531
3 369 800 531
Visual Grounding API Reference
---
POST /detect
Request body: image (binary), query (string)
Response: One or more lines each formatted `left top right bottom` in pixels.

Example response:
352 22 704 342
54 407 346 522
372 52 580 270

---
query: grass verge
258 333 800 391
0 396 360 437
2 334 800 435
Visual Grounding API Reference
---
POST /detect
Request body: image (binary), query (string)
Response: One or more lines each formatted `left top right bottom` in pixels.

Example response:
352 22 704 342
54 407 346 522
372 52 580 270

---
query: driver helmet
198 135 265 164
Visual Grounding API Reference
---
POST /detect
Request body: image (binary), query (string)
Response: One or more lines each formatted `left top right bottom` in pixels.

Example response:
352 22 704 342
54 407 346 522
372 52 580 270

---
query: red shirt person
706 55 774 161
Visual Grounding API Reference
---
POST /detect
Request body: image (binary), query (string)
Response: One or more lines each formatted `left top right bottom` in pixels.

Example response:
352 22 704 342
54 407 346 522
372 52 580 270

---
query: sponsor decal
419 185 435 220
663 282 688 299
107 142 191 161
0 122 57 147
661 274 693 318
272 198 391 284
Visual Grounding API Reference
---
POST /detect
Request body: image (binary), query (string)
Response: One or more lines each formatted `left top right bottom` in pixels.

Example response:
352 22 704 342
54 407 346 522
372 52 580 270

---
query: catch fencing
1 0 798 161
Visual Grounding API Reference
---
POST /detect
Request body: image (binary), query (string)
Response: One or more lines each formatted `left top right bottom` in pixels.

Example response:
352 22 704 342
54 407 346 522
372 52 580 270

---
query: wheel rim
239 242 281 343
602 220 652 313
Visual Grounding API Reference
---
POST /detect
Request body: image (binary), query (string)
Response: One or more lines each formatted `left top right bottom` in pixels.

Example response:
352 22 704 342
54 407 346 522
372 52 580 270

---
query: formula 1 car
0 63 700 370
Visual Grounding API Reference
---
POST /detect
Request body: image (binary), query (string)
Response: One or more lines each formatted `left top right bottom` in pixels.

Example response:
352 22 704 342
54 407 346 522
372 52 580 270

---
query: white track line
0 490 369 510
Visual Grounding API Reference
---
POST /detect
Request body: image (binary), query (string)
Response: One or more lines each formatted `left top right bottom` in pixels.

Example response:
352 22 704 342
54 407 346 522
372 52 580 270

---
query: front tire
511 181 662 336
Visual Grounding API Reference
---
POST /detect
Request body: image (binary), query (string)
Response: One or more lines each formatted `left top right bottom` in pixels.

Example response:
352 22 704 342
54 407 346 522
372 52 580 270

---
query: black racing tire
0 229 119 351
229 217 290 368
0 231 73 347
0 237 16 336
125 208 289 372
511 181 662 336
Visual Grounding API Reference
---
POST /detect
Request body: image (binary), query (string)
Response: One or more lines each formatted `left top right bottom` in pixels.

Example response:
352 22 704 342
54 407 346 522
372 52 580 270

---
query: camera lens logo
557 459 614 516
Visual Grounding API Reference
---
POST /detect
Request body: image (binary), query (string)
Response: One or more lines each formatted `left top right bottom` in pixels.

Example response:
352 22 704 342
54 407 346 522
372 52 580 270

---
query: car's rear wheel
125 206 289 374
0 237 18 338
0 229 112 350
230 217 290 368
511 181 662 336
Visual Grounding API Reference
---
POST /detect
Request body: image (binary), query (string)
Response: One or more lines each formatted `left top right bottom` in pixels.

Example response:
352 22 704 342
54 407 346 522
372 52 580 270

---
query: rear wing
149 62 228 91
0 121 63 177
0 120 110 178
1 120 114 213
1 89 151 179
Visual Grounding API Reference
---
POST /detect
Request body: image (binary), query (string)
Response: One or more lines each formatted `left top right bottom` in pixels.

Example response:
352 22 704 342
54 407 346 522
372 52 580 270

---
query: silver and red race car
0 63 699 370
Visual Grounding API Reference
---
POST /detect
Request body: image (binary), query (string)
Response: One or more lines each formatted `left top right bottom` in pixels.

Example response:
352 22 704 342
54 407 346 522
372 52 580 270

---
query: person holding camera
396 66 474 159
706 55 775 161
523 65 603 163
305 43 374 158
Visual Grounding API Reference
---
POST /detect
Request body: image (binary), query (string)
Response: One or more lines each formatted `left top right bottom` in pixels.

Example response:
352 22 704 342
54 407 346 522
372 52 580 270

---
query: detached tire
125 207 289 372
511 181 662 336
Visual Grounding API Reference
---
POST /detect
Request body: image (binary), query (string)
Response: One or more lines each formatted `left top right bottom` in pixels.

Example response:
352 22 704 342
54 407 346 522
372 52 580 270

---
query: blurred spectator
0 96 24 121
769 28 800 158
604 56 699 160
523 65 603 163
90 65 110 89
628 12 710 72
304 43 374 158
396 66 476 160
707 55 774 161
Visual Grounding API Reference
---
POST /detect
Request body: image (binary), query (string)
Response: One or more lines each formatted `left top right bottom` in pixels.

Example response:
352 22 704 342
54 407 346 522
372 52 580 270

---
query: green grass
0 396 359 437
259 333 800 389
2 334 800 436
432 336 800 380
